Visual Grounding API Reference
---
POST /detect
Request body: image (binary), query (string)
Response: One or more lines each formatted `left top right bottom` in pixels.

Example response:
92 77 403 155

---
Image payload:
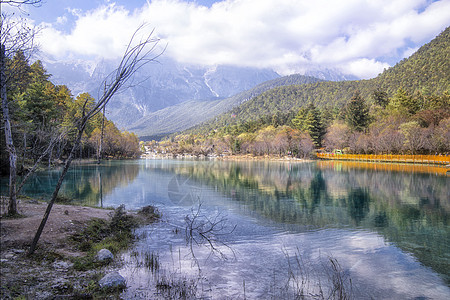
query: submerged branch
184 202 236 268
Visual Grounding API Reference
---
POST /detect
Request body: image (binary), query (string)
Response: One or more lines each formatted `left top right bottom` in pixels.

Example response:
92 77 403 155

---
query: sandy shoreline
1 198 112 253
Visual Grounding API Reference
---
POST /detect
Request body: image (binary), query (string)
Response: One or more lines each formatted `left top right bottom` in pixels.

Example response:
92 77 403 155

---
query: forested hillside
156 27 449 157
192 27 449 133
131 74 324 139
375 26 450 94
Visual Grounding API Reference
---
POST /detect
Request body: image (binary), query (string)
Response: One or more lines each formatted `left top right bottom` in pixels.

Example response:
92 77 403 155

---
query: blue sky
7 0 450 78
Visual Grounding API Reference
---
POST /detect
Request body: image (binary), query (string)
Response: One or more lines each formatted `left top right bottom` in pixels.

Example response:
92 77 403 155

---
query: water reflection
3 161 140 206
3 159 449 295
165 160 449 284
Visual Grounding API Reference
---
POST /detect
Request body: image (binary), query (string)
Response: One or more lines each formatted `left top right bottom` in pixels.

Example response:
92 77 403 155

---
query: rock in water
96 248 114 261
98 272 126 288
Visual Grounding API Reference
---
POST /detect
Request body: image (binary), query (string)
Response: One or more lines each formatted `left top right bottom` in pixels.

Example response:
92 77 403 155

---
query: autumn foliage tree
160 84 448 157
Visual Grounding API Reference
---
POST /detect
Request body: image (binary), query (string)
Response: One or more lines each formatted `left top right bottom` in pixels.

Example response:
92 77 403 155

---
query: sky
5 0 450 79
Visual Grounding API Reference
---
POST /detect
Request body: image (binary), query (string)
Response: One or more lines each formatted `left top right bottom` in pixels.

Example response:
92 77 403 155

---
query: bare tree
29 25 164 254
399 121 425 154
0 44 18 215
323 121 351 152
1 9 38 215
16 130 65 195
0 0 41 5
298 133 314 158
97 104 106 164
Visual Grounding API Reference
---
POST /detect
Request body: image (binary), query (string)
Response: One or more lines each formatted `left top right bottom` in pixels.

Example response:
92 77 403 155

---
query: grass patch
69 204 160 271
156 274 198 299
70 218 111 252
72 255 107 272
91 233 131 254
85 275 126 299
29 249 65 264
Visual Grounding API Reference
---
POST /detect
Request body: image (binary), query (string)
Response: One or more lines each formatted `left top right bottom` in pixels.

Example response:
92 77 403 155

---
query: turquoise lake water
3 159 449 299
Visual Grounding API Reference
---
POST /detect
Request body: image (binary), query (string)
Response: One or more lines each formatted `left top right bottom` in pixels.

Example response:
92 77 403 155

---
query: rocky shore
0 198 158 299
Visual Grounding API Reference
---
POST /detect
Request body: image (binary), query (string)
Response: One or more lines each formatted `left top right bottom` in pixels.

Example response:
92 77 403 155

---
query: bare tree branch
1 1 40 217
184 202 236 268
0 0 42 6
28 24 164 255
92 25 165 116
0 13 38 60
16 130 66 195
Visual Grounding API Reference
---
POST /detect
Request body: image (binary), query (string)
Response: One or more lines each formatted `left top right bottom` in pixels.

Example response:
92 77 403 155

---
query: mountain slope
375 27 450 94
191 27 450 133
43 57 280 128
128 74 325 139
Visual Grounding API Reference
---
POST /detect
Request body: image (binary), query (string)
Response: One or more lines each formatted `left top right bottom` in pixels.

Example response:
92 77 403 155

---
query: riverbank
0 197 158 299
142 152 312 162
317 153 450 165
216 154 312 161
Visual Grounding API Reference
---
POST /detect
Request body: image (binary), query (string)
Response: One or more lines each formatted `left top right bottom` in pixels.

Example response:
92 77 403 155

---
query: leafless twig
16 129 66 195
0 0 42 6
28 24 164 255
184 201 236 268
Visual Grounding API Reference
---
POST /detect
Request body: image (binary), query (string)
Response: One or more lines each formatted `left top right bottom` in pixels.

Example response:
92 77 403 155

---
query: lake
4 159 450 299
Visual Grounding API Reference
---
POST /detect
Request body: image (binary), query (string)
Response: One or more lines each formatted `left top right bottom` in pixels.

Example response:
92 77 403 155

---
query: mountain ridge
129 74 326 139
42 56 355 134
42 57 281 128
188 26 449 134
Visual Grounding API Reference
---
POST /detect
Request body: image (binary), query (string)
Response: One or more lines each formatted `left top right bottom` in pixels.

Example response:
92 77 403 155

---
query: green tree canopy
345 91 370 132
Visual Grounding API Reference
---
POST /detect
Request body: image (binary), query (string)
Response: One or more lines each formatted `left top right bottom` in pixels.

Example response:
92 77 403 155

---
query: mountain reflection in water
4 159 448 298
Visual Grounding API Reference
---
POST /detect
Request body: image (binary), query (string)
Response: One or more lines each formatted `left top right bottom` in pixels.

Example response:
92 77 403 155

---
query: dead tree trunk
97 104 106 164
1 43 18 216
28 25 163 254
28 124 84 254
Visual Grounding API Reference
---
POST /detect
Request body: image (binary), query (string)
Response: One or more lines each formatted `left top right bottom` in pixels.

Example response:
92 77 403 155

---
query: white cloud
36 0 450 79
342 59 391 79
56 15 68 25
39 3 145 60
402 47 419 59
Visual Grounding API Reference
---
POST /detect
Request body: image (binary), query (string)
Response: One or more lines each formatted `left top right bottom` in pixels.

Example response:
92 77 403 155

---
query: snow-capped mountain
42 56 354 133
43 57 280 128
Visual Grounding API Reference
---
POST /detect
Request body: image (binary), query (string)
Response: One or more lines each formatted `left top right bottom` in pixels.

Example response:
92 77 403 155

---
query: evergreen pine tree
389 88 421 115
346 91 369 132
372 90 389 108
291 103 324 146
